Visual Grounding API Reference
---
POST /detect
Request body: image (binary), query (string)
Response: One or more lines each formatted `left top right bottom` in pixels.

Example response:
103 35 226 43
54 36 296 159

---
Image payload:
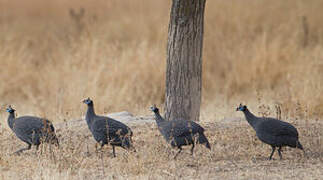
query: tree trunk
165 0 206 122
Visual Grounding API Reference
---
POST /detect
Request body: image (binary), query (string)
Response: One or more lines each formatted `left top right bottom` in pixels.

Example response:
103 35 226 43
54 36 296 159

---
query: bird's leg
268 146 276 160
112 145 116 157
173 147 182 160
191 143 195 155
278 146 283 160
14 144 32 155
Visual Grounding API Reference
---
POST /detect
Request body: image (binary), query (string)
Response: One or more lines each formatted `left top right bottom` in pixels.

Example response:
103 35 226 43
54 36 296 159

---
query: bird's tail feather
197 133 211 150
296 140 304 150
296 140 306 157
122 137 135 152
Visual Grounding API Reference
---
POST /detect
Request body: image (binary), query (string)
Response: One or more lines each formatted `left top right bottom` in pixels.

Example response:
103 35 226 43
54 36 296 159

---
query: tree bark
165 0 206 122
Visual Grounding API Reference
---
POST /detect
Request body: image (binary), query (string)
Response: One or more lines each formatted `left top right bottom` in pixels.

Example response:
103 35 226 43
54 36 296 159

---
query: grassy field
0 118 322 179
0 0 322 119
0 0 323 179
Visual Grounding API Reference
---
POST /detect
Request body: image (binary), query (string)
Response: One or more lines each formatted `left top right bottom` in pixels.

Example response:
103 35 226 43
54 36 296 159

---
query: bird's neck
86 104 96 126
243 109 259 129
7 113 15 129
154 111 165 125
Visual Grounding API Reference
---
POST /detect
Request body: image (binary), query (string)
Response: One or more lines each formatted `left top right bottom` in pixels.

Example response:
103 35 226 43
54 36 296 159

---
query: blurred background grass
0 0 322 121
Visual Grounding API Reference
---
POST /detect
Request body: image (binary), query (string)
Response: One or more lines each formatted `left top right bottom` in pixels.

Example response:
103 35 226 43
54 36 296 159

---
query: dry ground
0 113 322 180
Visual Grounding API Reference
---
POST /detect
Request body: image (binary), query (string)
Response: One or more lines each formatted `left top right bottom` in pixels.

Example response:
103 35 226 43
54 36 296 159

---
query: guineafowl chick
6 105 59 154
150 105 211 159
236 104 305 160
82 98 134 157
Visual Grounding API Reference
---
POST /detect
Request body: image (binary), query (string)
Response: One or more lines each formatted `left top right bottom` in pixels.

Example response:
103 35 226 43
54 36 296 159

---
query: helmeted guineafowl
236 104 305 160
82 98 134 157
150 105 211 159
6 105 59 154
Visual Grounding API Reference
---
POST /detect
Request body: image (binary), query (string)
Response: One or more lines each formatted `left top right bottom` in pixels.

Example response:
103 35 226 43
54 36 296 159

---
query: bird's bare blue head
82 97 93 106
6 105 15 113
236 104 247 111
150 104 159 113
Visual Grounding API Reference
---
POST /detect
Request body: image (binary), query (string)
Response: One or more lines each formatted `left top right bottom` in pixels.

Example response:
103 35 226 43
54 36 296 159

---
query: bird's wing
91 117 130 136
166 119 204 137
260 118 299 137
13 117 46 134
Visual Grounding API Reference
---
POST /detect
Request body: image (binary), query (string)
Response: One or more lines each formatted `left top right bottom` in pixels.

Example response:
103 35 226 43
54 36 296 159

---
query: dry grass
0 0 322 120
0 116 322 180
0 0 323 179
